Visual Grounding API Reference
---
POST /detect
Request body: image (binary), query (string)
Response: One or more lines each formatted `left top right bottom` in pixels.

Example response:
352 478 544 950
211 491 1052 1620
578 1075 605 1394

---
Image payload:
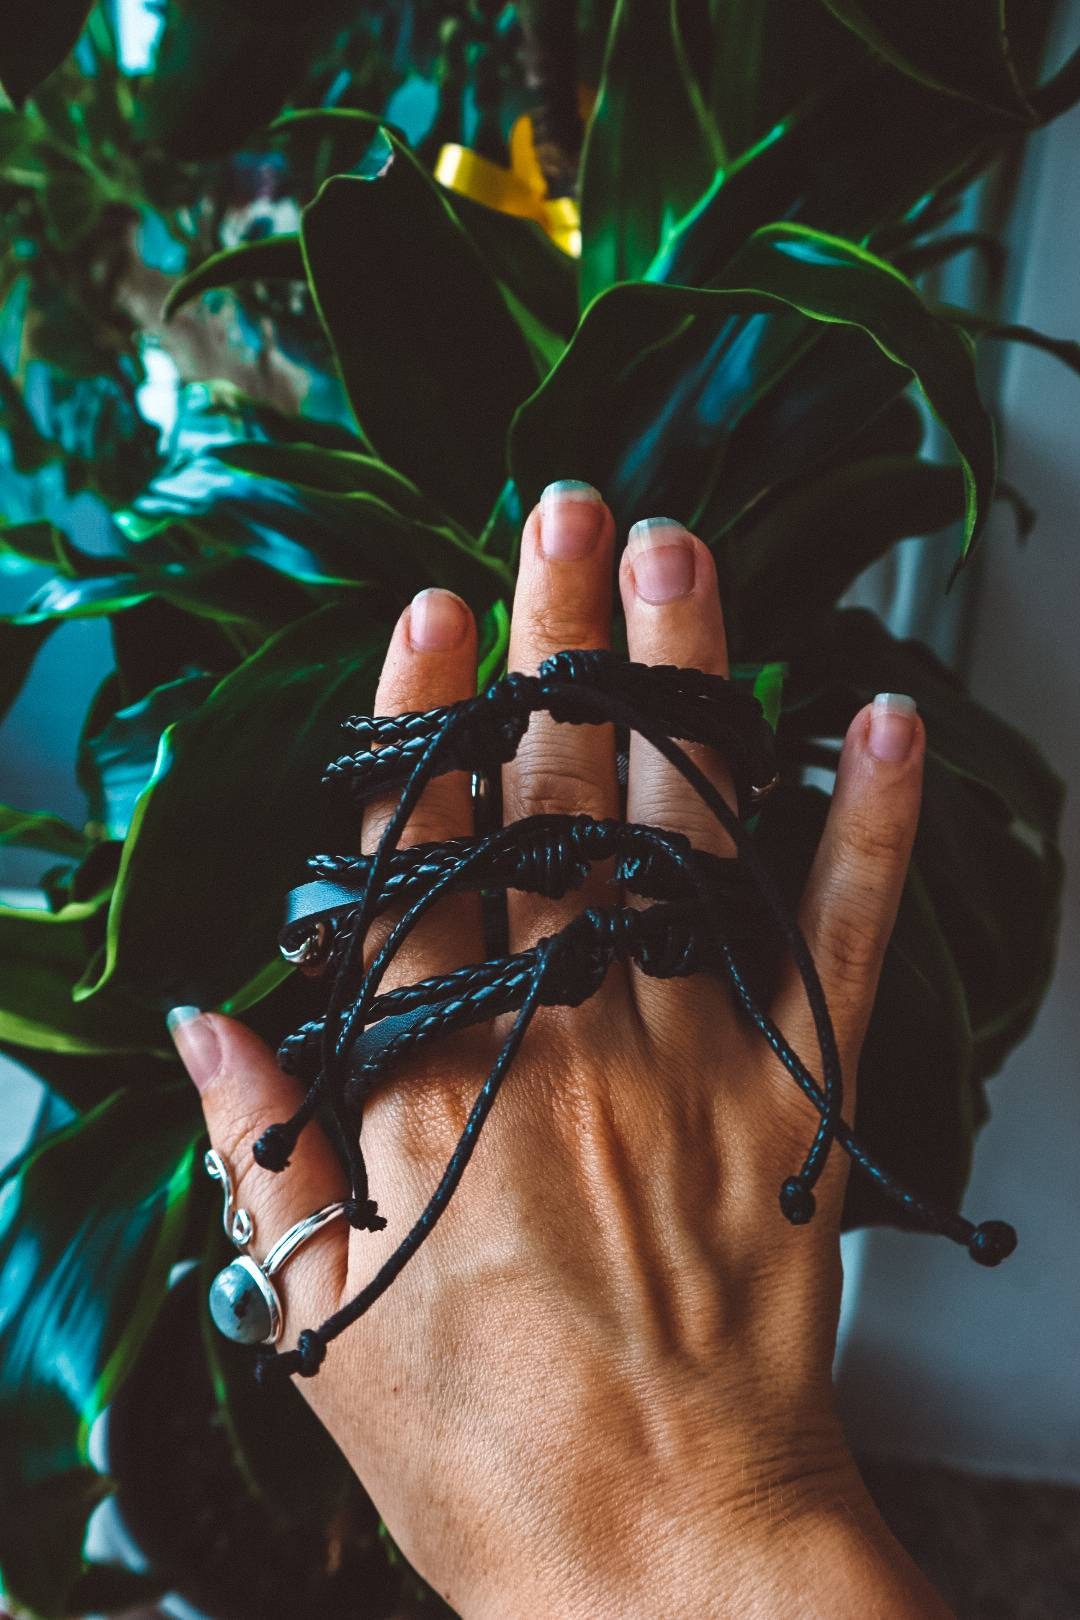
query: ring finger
619 519 740 1026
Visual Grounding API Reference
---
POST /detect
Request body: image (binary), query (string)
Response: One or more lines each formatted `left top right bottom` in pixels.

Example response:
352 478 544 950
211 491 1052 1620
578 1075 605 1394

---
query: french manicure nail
409 587 468 651
869 692 917 762
539 480 603 560
167 1006 221 1094
627 517 696 604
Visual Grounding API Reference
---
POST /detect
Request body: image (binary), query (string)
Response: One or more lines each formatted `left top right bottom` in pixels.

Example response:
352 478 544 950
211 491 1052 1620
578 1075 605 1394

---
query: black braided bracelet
254 649 1016 1383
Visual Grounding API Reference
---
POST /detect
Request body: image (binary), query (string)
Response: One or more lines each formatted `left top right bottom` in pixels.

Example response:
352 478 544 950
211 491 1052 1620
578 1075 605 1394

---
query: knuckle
813 888 885 991
526 598 606 654
511 762 606 819
835 802 911 868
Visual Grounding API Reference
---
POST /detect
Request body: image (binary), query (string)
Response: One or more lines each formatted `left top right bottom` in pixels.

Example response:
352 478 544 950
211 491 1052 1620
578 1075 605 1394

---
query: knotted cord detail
256 649 1015 1380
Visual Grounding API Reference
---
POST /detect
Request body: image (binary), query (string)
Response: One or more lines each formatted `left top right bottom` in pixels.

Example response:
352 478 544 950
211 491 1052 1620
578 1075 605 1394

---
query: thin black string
254 652 1016 1381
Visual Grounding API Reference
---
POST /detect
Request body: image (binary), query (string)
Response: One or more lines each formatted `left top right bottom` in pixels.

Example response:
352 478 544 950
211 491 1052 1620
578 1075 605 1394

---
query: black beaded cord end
252 1121 295 1172
344 1197 387 1232
255 650 1019 1384
779 1176 816 1226
968 1219 1018 1267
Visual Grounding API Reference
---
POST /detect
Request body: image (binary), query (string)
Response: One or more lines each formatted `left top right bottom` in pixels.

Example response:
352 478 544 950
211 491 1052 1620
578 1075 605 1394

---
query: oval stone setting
208 1258 275 1344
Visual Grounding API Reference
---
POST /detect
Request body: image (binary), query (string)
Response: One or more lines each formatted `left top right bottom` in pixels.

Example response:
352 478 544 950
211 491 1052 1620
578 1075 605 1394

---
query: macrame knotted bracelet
254 649 1016 1382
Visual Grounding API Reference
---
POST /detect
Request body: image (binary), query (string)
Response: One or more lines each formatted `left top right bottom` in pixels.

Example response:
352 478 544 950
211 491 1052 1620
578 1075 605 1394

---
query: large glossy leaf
0 891 164 1055
139 0 340 159
78 674 217 840
301 136 538 532
819 0 1033 117
699 326 914 541
0 0 93 106
0 1039 183 1113
162 235 306 321
9 555 321 634
80 602 387 1010
511 225 996 563
130 446 509 606
578 0 722 306
786 609 1064 839
647 64 999 292
448 192 578 342
0 1086 199 1617
0 804 87 861
915 752 1063 1084
943 306 1080 381
724 456 968 658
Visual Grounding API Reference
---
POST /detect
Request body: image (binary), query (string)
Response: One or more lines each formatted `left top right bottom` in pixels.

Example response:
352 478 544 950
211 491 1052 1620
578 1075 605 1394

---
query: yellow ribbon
435 105 585 258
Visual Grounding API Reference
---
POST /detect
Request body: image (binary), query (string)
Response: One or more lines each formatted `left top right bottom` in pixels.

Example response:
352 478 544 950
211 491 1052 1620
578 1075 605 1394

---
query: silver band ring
204 1148 346 1346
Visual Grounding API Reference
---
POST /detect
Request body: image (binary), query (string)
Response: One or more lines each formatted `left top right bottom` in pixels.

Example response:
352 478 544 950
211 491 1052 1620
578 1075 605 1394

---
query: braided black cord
256 651 1015 1381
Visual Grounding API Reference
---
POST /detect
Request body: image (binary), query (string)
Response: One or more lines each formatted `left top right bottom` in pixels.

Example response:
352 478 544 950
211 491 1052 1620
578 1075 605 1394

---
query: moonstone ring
204 1148 346 1346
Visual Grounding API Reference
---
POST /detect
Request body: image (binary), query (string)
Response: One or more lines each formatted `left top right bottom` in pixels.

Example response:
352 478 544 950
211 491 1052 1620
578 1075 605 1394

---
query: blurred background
0 2 1077 1616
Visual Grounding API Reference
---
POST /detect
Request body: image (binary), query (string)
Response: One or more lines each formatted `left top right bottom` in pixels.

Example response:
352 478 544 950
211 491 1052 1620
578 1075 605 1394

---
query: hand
170 487 948 1617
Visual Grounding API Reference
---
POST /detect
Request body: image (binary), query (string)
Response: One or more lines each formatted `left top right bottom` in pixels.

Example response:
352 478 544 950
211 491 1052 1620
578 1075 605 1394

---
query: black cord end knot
252 1121 296 1172
345 1197 387 1232
968 1219 1017 1267
779 1176 816 1226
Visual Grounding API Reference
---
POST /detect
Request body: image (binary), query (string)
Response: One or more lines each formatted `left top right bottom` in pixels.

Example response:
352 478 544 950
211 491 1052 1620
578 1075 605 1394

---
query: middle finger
504 481 618 947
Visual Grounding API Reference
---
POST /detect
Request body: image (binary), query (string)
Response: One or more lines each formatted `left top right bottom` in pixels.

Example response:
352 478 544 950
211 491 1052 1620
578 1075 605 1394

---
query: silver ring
204 1148 346 1346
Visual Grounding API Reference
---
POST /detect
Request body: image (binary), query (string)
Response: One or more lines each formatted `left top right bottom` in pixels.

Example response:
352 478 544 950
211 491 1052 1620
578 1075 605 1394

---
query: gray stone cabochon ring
203 1148 347 1346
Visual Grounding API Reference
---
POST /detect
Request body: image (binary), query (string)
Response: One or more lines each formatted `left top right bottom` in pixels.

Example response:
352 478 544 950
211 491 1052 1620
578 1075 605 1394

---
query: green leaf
9 555 322 633
0 1086 198 1617
0 0 93 106
0 521 108 578
725 456 968 657
0 1040 183 1113
301 138 538 532
819 0 1033 119
647 65 997 293
78 674 217 840
942 306 1080 381
139 0 333 159
0 804 88 860
579 0 723 306
786 608 1064 840
0 365 58 474
131 445 510 606
0 620 52 723
269 105 386 140
162 235 305 321
448 192 578 342
82 601 388 1009
0 891 164 1055
511 225 996 566
916 752 1063 1083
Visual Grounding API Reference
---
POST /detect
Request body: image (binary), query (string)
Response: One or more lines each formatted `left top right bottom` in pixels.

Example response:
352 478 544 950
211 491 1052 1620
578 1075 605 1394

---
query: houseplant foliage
1 1 1078 1614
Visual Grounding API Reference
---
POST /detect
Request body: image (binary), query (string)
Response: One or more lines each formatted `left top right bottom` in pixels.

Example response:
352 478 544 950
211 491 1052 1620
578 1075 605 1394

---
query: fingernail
167 1006 221 1094
869 692 917 762
409 588 468 651
539 480 603 559
627 517 696 604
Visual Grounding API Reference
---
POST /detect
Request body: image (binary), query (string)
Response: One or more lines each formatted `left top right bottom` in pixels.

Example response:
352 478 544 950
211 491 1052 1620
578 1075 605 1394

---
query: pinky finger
768 693 926 1099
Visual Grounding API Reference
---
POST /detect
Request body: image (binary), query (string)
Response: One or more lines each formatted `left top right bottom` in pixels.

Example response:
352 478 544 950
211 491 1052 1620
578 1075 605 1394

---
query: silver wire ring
204 1148 346 1346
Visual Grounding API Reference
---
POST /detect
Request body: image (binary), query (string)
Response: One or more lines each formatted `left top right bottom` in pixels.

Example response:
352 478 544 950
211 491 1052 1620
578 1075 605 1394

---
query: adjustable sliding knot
258 648 1017 1383
344 1197 387 1233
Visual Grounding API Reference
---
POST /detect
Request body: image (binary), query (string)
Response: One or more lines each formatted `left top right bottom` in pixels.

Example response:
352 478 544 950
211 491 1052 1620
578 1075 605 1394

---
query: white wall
837 22 1080 1482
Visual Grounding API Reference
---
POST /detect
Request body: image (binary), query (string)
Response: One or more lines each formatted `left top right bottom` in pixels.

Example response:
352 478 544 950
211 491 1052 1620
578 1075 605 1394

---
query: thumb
769 692 925 1090
167 1007 349 1349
